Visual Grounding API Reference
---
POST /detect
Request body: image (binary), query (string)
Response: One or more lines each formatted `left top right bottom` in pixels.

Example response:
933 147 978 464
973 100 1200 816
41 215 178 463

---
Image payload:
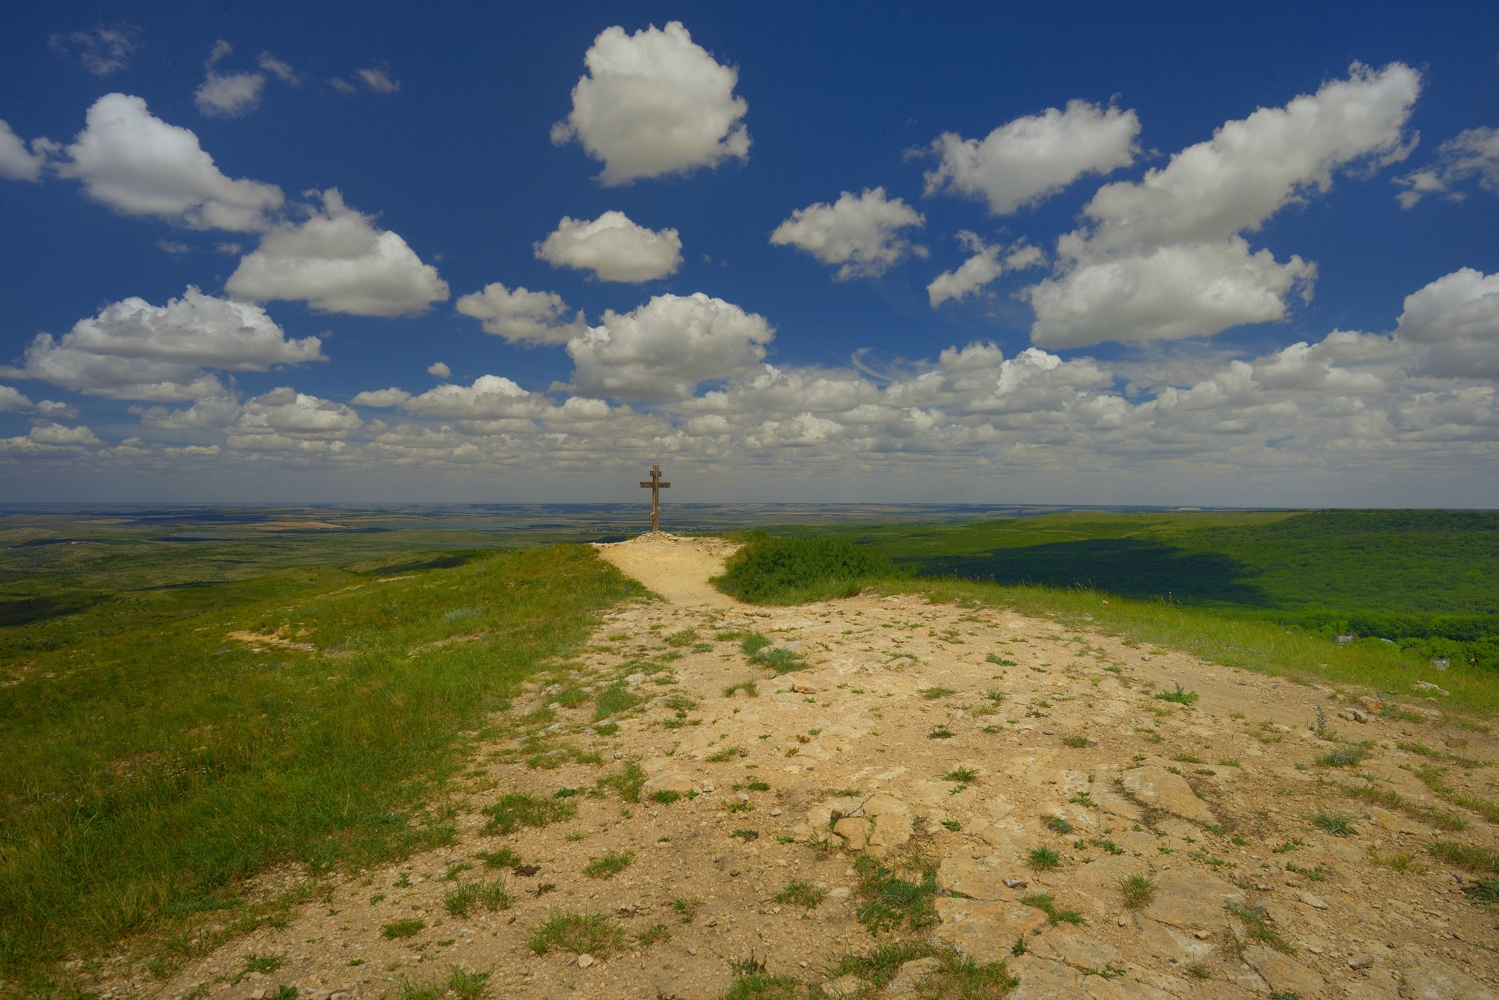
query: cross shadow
911 537 1272 607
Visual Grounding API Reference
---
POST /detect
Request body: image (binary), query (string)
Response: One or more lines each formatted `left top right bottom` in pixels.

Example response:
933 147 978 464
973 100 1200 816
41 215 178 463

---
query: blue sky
2 1 1498 504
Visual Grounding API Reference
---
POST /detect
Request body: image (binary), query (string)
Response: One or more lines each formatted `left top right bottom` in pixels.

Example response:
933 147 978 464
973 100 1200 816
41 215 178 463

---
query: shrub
711 532 898 604
1118 873 1156 909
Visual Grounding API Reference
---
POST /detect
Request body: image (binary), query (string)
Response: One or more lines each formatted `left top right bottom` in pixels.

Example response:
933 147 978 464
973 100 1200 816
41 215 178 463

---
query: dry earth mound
131 538 1499 1000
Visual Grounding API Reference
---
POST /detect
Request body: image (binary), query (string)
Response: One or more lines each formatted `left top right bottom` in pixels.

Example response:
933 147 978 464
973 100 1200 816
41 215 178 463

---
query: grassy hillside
0 544 644 985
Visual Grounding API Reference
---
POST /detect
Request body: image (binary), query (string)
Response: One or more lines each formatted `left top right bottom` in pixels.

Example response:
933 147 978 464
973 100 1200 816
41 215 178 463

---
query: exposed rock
1242 945 1325 998
822 972 863 999
1119 767 1216 823
1348 952 1376 969
643 771 695 795
885 957 941 997
1007 954 1088 999
937 853 1026 901
867 811 913 854
934 897 1048 963
1137 871 1240 931
1036 926 1116 970
1397 955 1499 1000
832 816 871 850
1135 918 1213 964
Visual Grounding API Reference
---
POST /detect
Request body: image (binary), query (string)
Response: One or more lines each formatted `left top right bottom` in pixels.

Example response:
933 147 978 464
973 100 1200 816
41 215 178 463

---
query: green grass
706 745 744 762
823 941 1015 999
920 686 956 700
482 792 578 835
382 918 426 939
1311 812 1358 837
598 760 646 803
476 848 522 870
774 881 826 908
582 851 634 879
0 542 642 979
1155 684 1199 705
636 923 671 946
1226 902 1295 954
446 966 491 1000
593 681 639 721
942 766 979 783
710 530 899 604
1021 892 1084 925
671 897 703 922
442 879 512 916
526 911 625 956
1317 744 1372 767
852 852 940 934
1118 873 1156 909
1027 846 1061 871
1430 841 1499 872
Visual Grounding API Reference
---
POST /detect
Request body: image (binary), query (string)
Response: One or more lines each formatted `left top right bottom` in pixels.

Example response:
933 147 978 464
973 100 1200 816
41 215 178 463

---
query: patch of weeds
1091 838 1125 856
1366 846 1427 872
382 918 425 939
598 760 646 803
1317 744 1372 767
1272 839 1303 853
1217 758 1241 767
741 633 772 657
477 847 521 869
1154 684 1199 705
444 879 513 916
730 828 759 841
592 722 619 736
940 818 962 832
244 955 284 973
1284 863 1327 882
1186 965 1213 980
1044 814 1074 835
1430 841 1499 873
1171 753 1205 764
1061 734 1090 747
724 680 758 698
672 897 704 923
1310 812 1357 837
1020 892 1084 925
760 648 807 674
853 852 940 934
526 912 626 956
1118 873 1156 909
583 851 634 879
636 923 671 946
920 686 956 700
1027 846 1061 871
707 745 744 762
665 629 699 647
1227 902 1295 955
1460 878 1499 905
1069 790 1096 808
395 981 440 1000
747 780 770 791
481 792 576 835
927 725 955 739
775 881 826 908
943 766 979 783
721 963 798 1000
725 799 754 813
986 654 1017 667
442 968 491 1000
593 682 639 721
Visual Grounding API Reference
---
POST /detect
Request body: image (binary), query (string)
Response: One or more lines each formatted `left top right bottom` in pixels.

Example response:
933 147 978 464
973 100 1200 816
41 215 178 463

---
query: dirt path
141 540 1499 1000
593 532 743 607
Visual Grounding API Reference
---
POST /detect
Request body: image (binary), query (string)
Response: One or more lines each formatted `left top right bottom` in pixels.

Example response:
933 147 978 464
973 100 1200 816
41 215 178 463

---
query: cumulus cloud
770 187 925 280
1026 237 1317 348
227 387 361 452
552 21 749 185
1395 127 1499 208
49 23 142 76
927 232 1044 308
0 385 33 411
923 100 1140 215
454 282 586 344
0 286 323 400
226 189 448 316
1022 63 1420 347
258 52 299 84
0 120 50 182
195 41 265 118
56 93 284 230
428 362 451 378
1396 267 1499 377
534 211 683 282
564 292 773 401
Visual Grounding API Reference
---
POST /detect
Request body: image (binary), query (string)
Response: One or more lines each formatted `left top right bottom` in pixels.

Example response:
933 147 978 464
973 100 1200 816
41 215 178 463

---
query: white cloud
258 52 299 84
1025 238 1317 348
195 41 265 118
57 93 284 231
132 396 242 430
552 21 749 186
1395 127 1499 208
564 292 773 401
923 100 1140 215
1395 267 1499 377
226 189 449 317
1083 63 1420 250
227 387 361 451
357 66 400 93
0 120 49 182
0 385 33 411
428 362 451 378
927 232 1044 308
534 211 682 282
26 423 101 447
49 24 142 76
0 286 323 400
390 375 548 420
454 282 585 344
770 187 925 280
34 400 80 420
1021 63 1420 348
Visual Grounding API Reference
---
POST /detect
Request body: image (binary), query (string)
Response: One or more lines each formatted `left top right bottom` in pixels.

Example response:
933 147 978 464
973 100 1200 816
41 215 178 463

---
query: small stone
1347 952 1375 970
687 947 697 956
1194 929 1212 940
770 808 782 816
252 992 266 1000
576 953 594 967
1003 878 1029 889
1298 892 1327 909
1118 915 1129 926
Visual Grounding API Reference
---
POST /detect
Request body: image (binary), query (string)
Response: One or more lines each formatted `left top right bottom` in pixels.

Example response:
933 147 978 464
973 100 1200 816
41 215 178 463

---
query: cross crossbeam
639 464 671 533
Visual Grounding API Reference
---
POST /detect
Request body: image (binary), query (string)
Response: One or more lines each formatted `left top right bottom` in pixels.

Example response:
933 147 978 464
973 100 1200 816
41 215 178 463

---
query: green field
2 504 1496 991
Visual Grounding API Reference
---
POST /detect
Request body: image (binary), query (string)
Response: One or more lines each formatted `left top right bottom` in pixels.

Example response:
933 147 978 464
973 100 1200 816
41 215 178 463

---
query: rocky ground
135 533 1498 999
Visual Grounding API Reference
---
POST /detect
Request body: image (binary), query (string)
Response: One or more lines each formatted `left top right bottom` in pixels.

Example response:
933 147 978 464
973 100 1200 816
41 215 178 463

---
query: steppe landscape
78 532 1498 1000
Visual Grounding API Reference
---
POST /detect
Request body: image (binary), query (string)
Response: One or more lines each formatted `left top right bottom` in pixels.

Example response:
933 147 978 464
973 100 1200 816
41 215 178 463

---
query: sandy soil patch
593 532 742 607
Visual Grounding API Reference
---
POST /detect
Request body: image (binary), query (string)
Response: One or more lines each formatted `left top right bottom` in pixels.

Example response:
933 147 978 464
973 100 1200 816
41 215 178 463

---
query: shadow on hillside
911 538 1272 607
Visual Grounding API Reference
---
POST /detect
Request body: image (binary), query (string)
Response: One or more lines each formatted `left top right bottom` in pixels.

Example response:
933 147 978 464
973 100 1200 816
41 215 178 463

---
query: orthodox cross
639 464 670 533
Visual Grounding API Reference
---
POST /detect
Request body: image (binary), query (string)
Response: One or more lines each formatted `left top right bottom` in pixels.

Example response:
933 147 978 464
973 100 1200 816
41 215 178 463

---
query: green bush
711 532 899 604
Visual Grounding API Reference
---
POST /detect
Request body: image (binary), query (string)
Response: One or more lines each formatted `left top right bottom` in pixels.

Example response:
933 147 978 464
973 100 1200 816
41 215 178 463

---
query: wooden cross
639 464 670 533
